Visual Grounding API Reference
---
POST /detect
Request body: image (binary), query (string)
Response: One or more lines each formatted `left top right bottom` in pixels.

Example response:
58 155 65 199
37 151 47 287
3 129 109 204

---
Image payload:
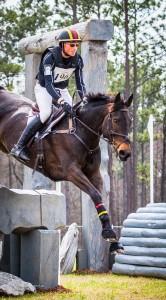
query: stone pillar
21 229 60 289
80 36 111 272
81 41 108 94
0 234 20 276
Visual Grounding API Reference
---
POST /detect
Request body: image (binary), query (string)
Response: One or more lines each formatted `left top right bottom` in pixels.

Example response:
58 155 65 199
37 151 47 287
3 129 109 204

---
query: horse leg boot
96 203 116 240
96 203 124 254
11 115 43 162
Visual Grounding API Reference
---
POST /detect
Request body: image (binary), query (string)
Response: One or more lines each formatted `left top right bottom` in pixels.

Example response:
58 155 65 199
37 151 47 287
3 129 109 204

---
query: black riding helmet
57 29 81 57
58 28 82 45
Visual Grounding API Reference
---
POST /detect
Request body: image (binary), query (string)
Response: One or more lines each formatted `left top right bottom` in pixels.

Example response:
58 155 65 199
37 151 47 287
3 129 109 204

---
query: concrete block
137 207 166 214
76 249 88 270
147 203 166 207
0 186 66 234
128 213 166 220
123 246 166 257
123 219 166 229
20 229 60 289
0 235 10 273
120 237 166 248
115 254 166 268
112 263 166 279
113 203 166 279
10 234 20 277
121 227 166 239
0 234 20 276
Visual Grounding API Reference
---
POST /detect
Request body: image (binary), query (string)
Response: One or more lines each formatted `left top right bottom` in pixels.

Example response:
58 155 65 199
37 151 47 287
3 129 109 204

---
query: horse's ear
125 94 133 107
115 92 121 103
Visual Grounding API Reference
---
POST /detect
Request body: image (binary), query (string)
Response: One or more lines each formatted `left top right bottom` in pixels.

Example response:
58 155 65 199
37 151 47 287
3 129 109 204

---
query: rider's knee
40 109 52 123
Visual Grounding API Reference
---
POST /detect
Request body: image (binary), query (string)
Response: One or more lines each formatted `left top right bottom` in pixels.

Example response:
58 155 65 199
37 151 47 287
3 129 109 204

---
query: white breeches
34 83 72 123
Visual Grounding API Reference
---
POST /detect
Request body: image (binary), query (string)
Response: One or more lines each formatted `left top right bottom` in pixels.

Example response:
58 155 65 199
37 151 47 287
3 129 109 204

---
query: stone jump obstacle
0 185 66 289
112 203 166 279
18 19 114 272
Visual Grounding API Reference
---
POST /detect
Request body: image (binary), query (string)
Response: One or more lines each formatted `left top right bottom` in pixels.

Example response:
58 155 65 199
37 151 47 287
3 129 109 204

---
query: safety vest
38 45 78 87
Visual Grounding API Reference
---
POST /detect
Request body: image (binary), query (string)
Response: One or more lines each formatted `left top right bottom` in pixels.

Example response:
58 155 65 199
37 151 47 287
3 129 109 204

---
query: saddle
31 103 79 139
30 101 82 175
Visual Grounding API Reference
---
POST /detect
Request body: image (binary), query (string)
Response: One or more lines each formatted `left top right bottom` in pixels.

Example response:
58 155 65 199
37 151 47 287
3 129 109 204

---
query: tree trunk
132 4 138 211
124 0 133 218
141 140 146 207
161 109 166 202
72 0 78 24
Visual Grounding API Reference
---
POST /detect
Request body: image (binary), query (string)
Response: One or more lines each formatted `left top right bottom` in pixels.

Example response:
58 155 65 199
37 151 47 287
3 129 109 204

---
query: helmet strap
61 42 71 58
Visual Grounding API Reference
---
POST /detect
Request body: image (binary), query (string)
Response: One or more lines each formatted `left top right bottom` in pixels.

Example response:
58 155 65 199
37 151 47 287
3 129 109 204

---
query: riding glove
62 101 74 116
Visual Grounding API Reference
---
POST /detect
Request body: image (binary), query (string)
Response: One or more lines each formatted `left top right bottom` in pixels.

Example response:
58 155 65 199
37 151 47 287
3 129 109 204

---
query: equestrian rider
11 28 86 162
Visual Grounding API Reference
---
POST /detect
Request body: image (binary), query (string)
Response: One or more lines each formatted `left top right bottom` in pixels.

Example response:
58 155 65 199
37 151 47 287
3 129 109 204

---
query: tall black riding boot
11 115 43 162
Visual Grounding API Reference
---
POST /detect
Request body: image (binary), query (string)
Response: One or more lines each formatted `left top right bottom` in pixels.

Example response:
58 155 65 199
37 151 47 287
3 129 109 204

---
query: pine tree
0 0 53 89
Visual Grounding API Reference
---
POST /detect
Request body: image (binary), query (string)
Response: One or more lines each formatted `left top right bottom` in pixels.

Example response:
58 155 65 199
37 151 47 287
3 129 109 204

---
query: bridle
107 108 131 154
73 105 131 156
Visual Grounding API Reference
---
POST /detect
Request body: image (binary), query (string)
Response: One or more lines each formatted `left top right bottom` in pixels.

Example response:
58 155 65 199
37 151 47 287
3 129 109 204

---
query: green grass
0 272 166 300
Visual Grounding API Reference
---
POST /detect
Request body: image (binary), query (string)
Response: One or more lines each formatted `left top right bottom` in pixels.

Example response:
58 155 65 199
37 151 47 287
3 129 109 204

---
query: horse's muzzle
118 149 131 161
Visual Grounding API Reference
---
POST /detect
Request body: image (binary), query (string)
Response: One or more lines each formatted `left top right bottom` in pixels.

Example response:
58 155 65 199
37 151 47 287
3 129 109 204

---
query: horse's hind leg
68 166 116 241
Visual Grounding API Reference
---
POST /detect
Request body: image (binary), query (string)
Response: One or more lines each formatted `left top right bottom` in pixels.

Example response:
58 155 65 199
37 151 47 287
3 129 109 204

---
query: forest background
0 0 165 227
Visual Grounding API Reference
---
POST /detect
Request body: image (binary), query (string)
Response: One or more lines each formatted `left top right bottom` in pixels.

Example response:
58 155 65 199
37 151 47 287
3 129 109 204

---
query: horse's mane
85 93 125 109
0 88 32 117
86 93 113 103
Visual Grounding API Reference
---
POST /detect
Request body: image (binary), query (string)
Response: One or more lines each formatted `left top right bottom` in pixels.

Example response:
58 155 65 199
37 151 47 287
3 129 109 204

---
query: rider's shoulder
42 47 56 64
77 54 84 67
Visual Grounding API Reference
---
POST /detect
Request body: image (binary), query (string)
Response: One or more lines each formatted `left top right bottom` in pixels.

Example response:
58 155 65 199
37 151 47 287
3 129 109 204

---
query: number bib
54 67 75 83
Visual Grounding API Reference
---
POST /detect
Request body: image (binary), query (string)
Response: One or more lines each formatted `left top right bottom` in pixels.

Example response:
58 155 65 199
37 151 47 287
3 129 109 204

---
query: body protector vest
37 45 78 88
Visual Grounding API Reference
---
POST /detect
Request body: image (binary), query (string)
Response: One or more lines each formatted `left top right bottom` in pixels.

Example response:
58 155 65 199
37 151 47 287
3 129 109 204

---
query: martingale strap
53 117 75 134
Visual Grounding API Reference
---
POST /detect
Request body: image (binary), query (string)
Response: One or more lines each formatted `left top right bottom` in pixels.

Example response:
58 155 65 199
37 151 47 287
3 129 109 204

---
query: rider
11 28 86 162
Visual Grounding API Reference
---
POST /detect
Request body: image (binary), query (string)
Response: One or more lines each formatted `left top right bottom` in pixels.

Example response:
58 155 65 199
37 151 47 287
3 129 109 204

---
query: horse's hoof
102 228 116 241
109 242 124 255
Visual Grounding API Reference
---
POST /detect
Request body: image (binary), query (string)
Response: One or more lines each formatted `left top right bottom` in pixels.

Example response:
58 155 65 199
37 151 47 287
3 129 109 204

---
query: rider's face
63 42 79 56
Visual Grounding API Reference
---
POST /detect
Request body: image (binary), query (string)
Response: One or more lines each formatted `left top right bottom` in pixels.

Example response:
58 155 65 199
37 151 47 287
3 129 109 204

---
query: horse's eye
113 119 119 124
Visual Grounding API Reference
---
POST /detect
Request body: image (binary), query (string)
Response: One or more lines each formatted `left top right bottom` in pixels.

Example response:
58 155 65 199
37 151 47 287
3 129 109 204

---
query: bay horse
0 87 133 253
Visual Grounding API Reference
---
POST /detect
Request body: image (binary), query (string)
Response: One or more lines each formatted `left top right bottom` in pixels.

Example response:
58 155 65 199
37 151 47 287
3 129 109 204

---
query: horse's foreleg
86 170 124 253
85 170 117 240
68 166 116 240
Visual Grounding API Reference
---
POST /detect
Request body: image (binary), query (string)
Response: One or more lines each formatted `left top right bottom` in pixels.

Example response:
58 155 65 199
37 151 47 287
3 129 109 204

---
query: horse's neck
80 104 108 131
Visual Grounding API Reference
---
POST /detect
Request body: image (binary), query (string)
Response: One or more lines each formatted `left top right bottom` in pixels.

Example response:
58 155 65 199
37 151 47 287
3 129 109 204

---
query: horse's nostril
119 150 131 159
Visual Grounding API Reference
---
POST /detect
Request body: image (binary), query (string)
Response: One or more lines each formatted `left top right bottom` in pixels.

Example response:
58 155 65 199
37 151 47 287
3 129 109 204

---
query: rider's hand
83 96 88 104
62 101 74 115
31 102 39 113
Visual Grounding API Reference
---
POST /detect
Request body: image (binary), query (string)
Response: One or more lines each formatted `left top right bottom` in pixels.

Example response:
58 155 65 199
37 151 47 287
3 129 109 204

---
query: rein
73 106 131 156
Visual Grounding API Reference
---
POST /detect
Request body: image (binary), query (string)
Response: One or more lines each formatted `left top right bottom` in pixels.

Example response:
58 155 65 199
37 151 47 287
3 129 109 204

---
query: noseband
107 108 131 153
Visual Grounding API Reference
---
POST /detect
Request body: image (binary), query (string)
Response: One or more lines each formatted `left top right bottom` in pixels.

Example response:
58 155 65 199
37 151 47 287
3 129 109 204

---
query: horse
0 87 133 253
